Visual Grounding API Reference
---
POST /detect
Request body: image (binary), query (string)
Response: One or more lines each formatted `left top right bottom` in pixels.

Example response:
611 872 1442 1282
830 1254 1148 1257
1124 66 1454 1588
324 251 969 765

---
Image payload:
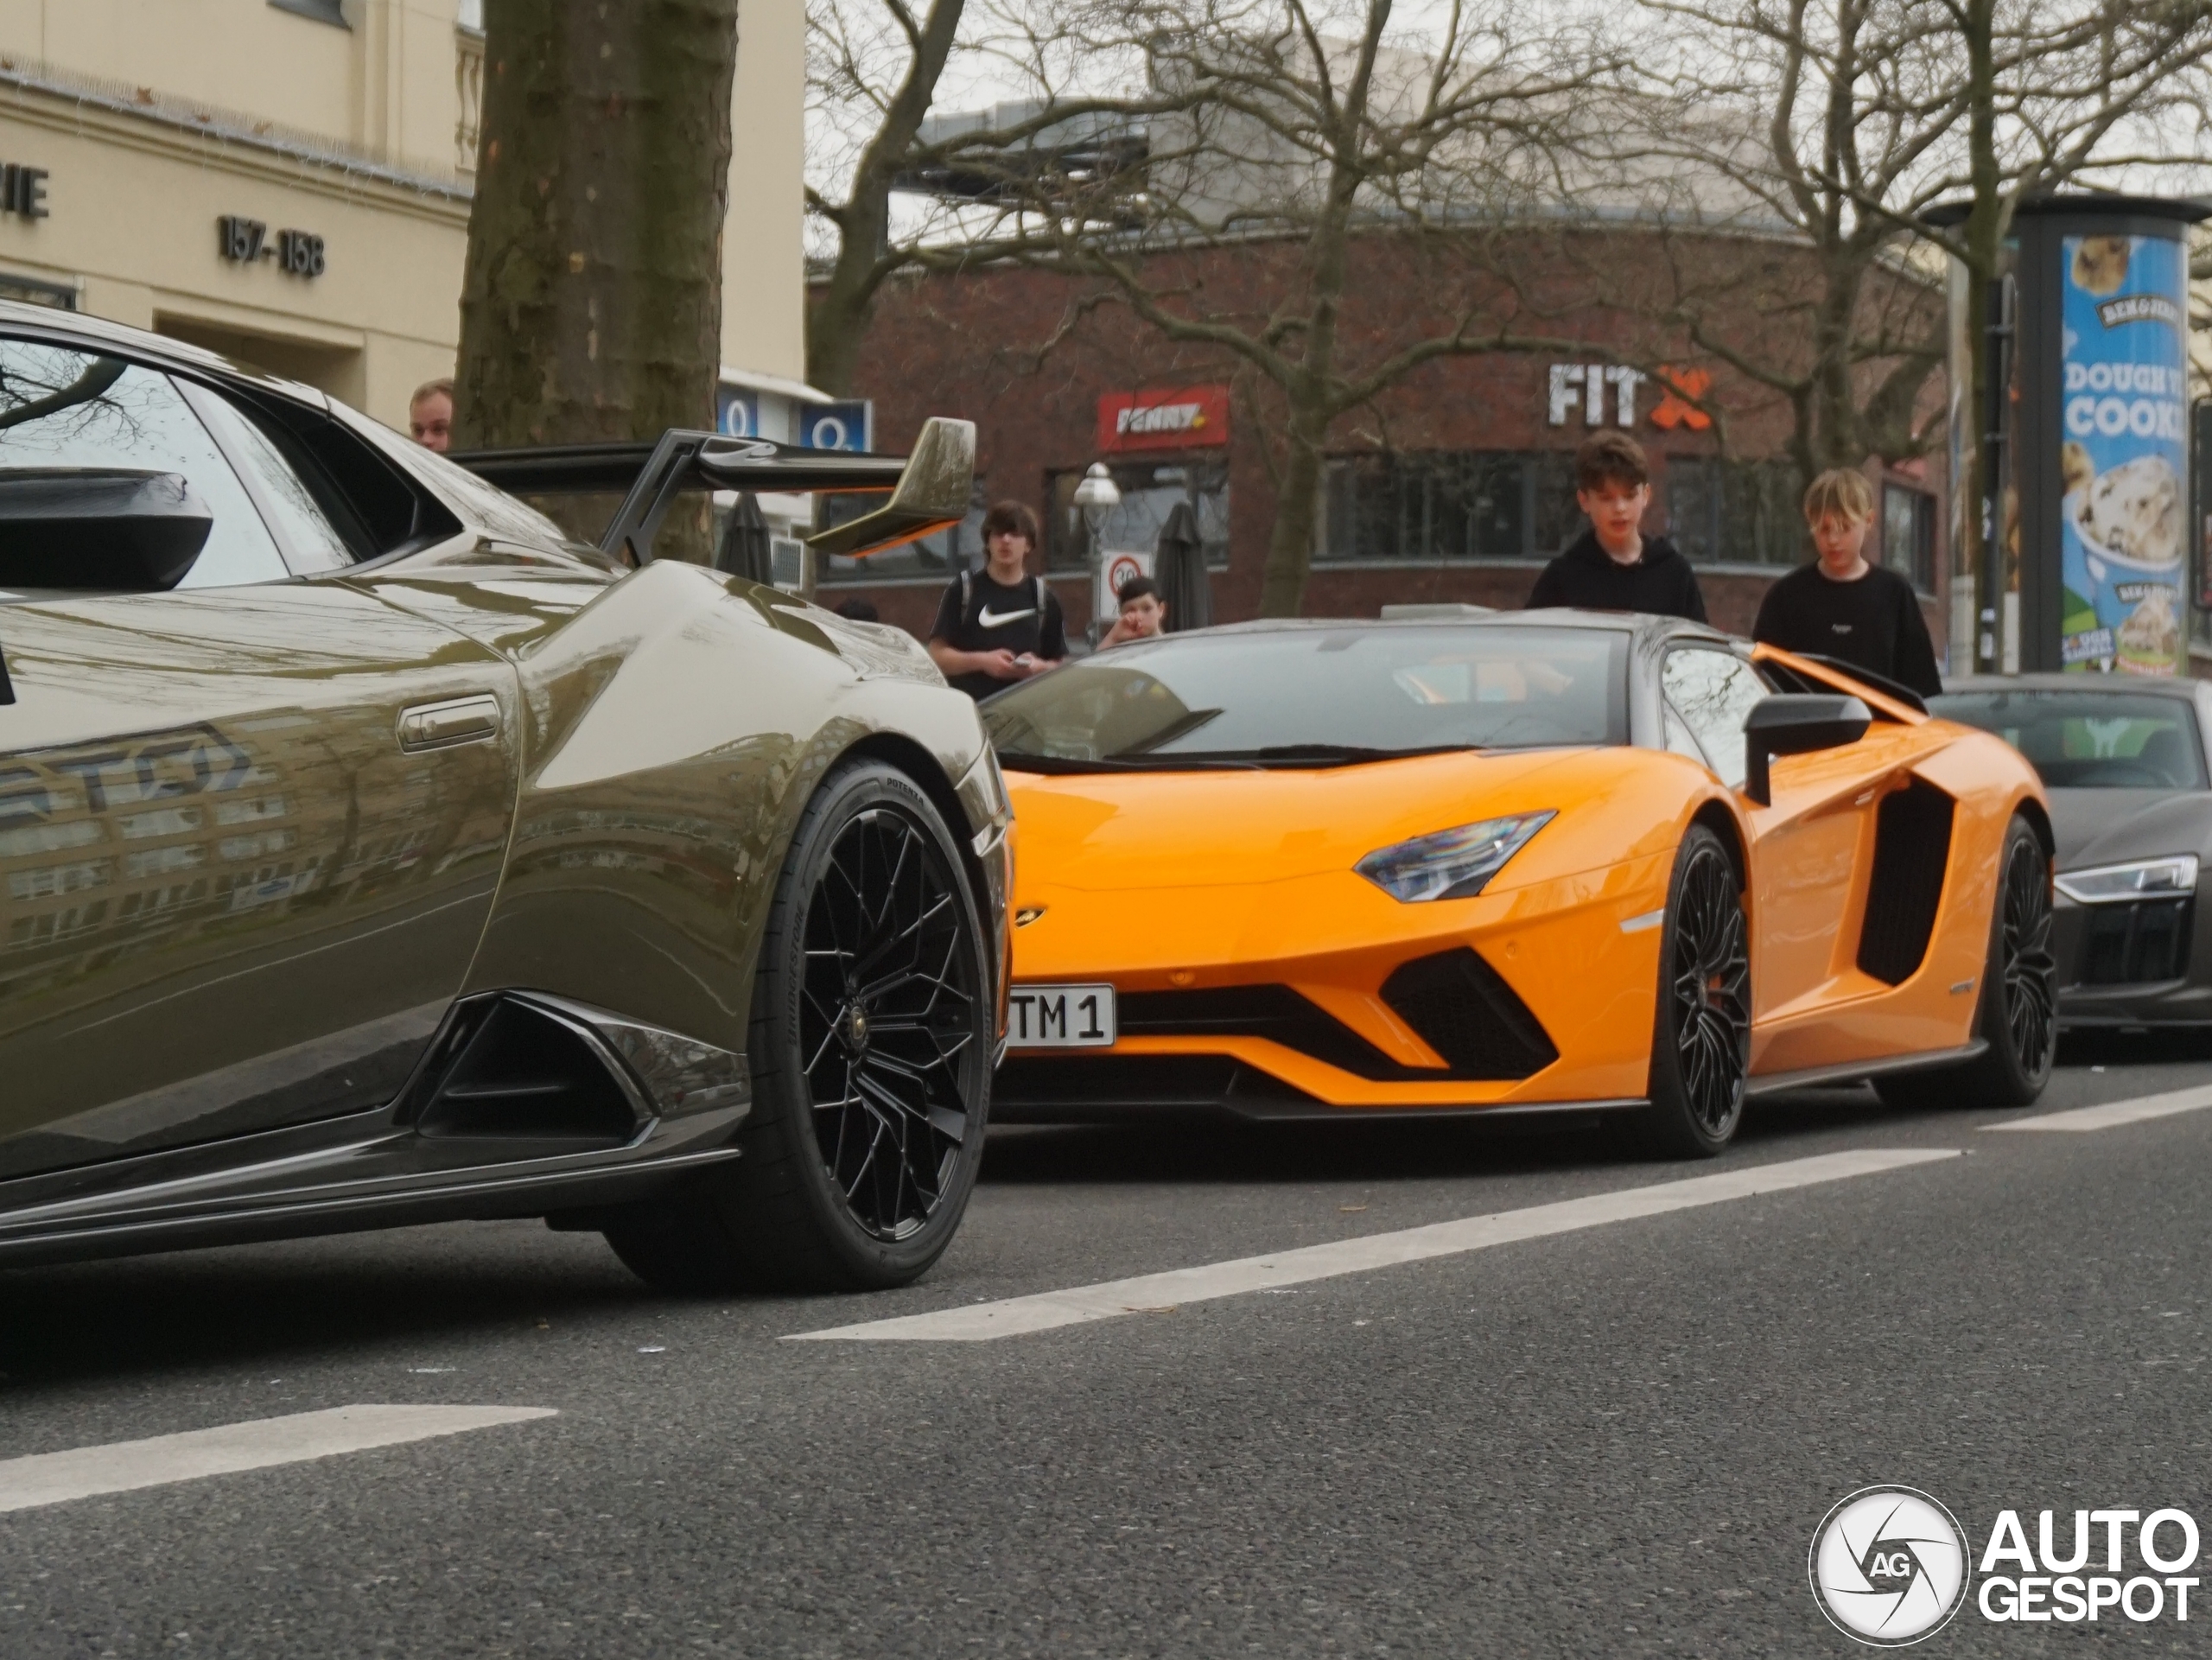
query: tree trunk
1260 405 1329 618
805 0 968 396
454 0 739 452
1960 0 2002 671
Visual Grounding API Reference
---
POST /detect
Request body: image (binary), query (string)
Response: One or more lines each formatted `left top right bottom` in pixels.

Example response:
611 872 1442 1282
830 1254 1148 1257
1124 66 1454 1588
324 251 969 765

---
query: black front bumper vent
1109 949 1556 1084
2075 897 2193 987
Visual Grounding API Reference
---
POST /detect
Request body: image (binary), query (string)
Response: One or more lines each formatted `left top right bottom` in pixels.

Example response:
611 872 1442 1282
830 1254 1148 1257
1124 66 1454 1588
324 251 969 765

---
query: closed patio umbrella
714 491 774 584
1153 500 1211 632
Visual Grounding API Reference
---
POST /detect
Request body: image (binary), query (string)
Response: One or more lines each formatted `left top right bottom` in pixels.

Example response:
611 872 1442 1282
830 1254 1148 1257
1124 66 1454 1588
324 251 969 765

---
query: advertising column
2008 196 2207 675
2056 232 2190 672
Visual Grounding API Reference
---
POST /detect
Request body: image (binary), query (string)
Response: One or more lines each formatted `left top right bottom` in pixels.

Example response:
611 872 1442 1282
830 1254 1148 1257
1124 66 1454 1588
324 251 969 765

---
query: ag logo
1809 1486 1969 1645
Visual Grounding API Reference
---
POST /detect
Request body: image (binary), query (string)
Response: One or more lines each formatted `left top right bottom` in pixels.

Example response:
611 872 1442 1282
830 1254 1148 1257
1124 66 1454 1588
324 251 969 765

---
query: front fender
459 561 988 1056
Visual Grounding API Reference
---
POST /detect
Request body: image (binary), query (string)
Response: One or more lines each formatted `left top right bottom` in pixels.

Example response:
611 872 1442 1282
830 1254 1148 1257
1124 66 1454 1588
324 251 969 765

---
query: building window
0 272 73 309
1320 451 1581 563
269 0 349 26
1046 459 1229 573
1882 482 1937 595
1667 456 1805 567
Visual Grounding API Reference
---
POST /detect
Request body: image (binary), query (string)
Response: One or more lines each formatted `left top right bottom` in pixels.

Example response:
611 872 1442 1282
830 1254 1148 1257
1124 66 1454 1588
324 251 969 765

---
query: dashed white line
0 1404 557 1515
1984 1083 2212 1134
789 1147 1959 1343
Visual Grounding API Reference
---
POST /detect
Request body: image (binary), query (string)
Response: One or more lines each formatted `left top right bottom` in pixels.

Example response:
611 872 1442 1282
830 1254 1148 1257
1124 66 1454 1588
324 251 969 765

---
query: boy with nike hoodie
927 499 1068 699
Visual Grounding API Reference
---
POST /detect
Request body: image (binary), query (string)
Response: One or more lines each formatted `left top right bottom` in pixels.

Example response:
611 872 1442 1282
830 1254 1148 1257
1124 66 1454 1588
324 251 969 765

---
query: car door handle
397 694 501 752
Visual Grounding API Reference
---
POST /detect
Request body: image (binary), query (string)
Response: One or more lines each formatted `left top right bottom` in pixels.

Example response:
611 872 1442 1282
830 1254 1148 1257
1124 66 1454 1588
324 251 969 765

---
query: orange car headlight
1356 811 1556 903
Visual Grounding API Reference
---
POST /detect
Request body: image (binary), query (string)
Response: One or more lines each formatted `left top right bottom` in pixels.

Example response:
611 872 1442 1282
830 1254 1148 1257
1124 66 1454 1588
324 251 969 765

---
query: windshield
1930 690 2207 790
981 625 1625 768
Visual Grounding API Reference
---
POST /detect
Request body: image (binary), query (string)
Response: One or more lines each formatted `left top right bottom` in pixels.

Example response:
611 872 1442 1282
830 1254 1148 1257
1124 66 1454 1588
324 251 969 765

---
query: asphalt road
5 1034 2212 1657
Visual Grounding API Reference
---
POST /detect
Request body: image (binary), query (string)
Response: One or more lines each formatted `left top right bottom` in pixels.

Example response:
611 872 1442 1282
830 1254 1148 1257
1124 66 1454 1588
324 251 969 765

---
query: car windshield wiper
1155 742 1484 766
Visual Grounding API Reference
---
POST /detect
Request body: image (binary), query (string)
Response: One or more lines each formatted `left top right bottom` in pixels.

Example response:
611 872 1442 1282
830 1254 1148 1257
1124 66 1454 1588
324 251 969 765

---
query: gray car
1932 674 2212 1029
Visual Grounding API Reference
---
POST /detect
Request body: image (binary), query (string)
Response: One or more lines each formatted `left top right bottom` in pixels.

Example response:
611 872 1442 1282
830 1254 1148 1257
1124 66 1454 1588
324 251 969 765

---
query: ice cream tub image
2063 455 2184 674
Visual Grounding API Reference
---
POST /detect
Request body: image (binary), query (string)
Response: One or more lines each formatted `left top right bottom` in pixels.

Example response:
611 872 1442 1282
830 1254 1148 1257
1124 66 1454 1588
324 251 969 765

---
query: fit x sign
1546 362 1714 430
1548 363 1645 427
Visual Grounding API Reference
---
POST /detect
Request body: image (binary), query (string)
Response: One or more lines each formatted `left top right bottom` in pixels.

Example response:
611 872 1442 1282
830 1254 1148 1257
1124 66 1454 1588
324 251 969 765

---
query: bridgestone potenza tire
1875 814 2055 1113
1635 824 1751 1159
604 759 992 1293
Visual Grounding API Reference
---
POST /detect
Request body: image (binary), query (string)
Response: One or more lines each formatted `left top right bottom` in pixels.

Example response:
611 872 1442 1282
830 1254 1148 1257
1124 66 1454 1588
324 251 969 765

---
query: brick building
819 229 1950 658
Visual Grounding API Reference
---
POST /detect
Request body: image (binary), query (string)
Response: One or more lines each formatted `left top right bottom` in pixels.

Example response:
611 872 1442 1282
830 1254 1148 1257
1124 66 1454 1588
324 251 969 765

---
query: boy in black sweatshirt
1526 430 1707 620
1751 468 1942 697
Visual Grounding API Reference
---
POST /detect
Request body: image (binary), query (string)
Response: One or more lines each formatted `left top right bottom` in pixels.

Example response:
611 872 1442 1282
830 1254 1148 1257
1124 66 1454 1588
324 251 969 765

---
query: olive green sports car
0 302 1009 1292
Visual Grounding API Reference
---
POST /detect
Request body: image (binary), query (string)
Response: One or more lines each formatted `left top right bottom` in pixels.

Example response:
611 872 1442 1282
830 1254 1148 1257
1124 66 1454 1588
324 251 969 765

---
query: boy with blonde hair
1751 467 1942 696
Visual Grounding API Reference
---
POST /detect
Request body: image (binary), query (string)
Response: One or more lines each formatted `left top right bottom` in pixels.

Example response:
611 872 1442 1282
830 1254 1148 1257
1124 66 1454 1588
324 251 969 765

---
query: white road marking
790 1148 1958 1344
0 1404 556 1515
1983 1083 2212 1134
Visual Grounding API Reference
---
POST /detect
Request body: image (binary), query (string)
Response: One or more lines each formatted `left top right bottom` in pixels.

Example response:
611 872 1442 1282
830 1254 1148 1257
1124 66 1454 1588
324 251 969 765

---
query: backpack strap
960 569 973 621
1034 575 1046 616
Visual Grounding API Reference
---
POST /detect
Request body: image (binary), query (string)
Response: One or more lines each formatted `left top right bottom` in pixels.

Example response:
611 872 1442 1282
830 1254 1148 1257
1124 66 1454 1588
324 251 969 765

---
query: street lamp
1071 462 1120 646
1072 461 1120 544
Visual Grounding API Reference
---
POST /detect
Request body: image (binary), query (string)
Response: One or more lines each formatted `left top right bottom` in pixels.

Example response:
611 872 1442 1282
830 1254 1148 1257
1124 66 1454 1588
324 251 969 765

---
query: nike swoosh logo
976 606 1037 627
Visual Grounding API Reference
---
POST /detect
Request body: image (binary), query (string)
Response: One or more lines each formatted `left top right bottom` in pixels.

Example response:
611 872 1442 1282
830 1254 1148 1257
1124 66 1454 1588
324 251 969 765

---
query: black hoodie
1525 529 1707 622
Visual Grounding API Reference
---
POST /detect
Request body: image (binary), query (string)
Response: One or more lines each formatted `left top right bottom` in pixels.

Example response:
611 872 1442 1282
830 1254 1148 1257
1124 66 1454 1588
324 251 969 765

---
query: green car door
0 339 518 1180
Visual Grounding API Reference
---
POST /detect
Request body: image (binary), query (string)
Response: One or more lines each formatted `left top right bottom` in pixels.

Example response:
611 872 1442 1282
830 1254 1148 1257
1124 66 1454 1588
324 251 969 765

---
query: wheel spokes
799 802 979 1240
1669 847 1748 1136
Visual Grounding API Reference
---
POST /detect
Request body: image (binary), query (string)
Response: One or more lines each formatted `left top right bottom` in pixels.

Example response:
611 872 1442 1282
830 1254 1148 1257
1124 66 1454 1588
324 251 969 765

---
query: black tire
604 759 992 1293
1875 814 2055 1112
1634 824 1752 1158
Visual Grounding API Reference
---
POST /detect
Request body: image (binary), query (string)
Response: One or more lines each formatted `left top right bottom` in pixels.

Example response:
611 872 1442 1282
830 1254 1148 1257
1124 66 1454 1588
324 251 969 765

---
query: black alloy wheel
799 804 979 1241
601 760 991 1293
1639 825 1751 1157
1993 827 2057 1083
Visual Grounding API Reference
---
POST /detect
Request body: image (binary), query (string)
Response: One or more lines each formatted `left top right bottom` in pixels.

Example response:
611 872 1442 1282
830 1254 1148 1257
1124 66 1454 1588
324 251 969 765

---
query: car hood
1003 746 1622 893
2047 788 2212 870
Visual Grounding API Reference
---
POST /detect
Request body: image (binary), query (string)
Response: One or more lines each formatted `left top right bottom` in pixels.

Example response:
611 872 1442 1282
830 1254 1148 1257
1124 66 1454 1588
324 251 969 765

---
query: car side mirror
1741 693 1872 805
0 469 213 592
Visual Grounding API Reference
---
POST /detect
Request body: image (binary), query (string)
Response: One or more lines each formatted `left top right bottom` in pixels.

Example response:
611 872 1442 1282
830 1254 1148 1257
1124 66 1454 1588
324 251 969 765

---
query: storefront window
1881 482 1937 594
1321 450 1580 562
1046 459 1229 572
1668 456 1805 567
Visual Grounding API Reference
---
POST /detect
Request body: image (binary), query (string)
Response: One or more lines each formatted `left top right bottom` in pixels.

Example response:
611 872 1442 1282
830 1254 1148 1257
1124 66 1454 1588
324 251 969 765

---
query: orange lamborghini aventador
981 612 2056 1154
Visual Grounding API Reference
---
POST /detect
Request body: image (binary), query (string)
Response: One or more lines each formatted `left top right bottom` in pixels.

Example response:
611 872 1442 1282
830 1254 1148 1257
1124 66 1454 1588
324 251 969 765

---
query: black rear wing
448 417 976 568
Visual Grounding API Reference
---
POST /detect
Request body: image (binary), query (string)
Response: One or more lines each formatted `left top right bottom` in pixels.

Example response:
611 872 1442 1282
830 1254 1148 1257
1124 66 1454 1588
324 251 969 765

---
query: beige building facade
0 0 806 434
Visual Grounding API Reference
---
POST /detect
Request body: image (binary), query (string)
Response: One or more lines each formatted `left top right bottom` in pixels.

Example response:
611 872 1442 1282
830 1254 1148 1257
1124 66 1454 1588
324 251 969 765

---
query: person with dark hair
1525 431 1707 621
832 596 880 623
927 499 1067 698
1098 574 1166 647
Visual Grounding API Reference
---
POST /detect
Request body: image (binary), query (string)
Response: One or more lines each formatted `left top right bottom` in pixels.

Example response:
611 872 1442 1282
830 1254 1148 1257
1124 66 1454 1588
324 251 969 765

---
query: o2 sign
798 399 872 453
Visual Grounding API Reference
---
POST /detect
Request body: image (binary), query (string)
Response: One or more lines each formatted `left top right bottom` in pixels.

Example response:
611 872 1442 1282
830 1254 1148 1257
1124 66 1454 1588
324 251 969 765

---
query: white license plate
1007 983 1117 1048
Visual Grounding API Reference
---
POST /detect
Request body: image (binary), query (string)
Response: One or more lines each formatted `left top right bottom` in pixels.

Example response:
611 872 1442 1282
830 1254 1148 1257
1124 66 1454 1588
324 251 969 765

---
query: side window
1662 648 1769 788
0 339 289 591
179 382 353 572
1662 701 1708 766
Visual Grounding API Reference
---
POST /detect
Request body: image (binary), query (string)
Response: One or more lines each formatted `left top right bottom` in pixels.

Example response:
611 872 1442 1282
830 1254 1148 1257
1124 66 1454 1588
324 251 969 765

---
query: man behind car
927 501 1068 699
410 378 454 452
